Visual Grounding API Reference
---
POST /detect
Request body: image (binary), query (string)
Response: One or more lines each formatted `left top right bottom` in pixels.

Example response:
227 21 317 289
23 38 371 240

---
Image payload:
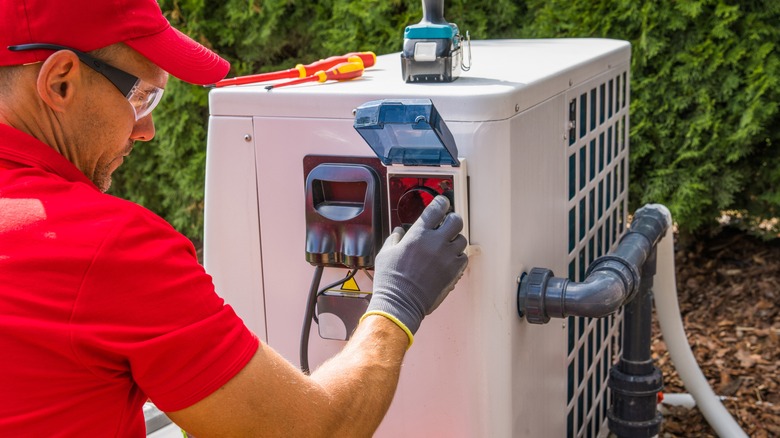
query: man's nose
130 114 156 142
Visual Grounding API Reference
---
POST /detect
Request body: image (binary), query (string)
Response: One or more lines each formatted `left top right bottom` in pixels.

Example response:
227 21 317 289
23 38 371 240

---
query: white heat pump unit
204 39 631 437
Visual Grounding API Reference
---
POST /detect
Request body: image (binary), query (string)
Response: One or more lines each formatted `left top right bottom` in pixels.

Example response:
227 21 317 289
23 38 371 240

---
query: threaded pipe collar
517 267 553 324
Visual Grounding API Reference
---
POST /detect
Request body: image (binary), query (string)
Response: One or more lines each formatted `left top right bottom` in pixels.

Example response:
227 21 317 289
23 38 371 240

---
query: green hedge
111 0 779 241
520 0 780 235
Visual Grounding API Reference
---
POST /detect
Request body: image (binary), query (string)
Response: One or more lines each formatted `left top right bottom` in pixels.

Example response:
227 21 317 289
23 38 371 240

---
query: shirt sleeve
70 205 259 412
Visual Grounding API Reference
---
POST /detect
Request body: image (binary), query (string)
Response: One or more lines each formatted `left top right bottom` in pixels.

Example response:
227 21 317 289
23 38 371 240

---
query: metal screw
244 134 252 142
515 104 520 112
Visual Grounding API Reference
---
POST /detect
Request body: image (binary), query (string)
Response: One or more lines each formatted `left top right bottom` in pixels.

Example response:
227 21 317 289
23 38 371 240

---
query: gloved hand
363 195 468 347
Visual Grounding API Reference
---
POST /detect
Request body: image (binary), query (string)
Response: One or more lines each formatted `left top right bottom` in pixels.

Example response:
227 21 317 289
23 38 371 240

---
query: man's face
71 45 168 192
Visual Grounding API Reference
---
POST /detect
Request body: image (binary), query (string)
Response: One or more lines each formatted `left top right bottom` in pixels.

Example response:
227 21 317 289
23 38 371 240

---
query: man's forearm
166 196 465 437
166 314 409 438
310 314 408 437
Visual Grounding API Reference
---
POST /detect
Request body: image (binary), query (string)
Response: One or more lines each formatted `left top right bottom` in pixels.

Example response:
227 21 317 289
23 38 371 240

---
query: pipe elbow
517 203 673 324
563 270 628 318
518 257 636 323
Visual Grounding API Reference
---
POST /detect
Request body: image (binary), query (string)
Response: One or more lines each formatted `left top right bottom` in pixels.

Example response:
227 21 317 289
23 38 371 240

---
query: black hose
300 267 359 375
300 266 324 375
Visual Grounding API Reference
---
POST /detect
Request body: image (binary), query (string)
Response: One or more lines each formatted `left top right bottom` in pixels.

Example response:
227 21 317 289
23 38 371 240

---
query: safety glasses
8 43 164 121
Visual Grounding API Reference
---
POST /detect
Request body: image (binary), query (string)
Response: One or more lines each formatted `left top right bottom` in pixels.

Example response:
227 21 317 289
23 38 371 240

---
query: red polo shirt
0 124 259 436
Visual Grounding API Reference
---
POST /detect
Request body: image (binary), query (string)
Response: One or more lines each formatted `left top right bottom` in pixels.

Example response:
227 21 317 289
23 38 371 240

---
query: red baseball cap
0 0 230 85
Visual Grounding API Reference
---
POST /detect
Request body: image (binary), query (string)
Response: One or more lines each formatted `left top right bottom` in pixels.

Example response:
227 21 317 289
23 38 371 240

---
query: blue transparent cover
353 99 459 166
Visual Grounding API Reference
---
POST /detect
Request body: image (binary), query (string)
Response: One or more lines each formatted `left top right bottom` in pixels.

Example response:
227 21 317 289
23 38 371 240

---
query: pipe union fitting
518 267 554 324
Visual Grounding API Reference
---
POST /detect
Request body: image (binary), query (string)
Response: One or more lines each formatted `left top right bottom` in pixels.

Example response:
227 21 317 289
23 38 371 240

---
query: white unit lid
209 38 631 122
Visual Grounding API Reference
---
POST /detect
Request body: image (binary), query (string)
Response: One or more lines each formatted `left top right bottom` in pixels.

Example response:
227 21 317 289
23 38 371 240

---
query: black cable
300 266 323 375
300 267 359 375
312 269 359 325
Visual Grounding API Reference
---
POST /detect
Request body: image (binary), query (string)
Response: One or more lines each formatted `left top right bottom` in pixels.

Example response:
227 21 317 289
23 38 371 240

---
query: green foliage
519 0 780 235
111 0 779 241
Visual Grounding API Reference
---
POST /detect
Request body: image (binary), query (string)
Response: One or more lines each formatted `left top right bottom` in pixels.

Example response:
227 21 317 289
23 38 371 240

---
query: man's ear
35 50 83 114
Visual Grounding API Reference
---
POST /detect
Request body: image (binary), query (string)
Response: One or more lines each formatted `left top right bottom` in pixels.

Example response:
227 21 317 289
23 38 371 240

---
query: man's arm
166 314 407 437
167 196 467 437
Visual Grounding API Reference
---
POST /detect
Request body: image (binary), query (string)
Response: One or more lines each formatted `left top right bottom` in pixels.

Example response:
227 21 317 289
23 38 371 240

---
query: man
0 0 468 436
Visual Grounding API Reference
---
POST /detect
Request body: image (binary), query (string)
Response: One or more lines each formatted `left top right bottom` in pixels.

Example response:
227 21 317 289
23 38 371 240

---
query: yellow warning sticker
341 277 360 291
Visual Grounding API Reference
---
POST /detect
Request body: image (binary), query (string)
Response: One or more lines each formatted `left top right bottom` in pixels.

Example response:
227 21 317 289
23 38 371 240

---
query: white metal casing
204 39 631 437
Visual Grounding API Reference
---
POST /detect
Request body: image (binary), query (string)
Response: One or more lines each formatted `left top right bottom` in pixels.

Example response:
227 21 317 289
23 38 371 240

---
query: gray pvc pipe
554 270 627 318
567 204 669 317
522 205 668 322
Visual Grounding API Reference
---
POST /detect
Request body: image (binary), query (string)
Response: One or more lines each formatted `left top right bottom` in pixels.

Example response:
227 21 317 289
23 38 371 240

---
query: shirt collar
0 123 98 190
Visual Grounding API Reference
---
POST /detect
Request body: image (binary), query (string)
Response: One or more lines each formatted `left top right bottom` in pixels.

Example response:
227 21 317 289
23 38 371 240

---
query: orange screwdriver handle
297 51 375 77
296 55 349 77
318 60 365 82
211 51 376 88
266 60 364 90
343 52 376 68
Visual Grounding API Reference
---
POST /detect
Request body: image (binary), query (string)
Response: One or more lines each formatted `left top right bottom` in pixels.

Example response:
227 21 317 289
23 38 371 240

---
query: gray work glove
364 196 468 347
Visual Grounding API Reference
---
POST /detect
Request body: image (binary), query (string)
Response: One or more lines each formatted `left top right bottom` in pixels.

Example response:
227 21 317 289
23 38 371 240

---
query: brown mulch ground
652 227 780 437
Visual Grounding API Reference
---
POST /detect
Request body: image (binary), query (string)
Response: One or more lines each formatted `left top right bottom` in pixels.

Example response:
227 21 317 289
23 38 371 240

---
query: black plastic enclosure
303 156 387 268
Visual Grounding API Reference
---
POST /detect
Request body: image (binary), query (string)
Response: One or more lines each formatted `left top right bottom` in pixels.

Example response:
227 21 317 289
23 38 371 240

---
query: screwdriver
212 51 376 88
265 60 365 90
